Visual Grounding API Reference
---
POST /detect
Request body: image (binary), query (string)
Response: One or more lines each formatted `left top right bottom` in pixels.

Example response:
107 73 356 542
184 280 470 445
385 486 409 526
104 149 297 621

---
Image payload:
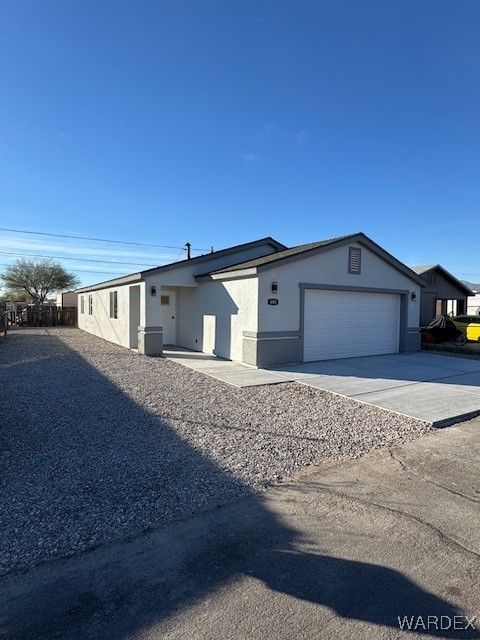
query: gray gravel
0 328 431 575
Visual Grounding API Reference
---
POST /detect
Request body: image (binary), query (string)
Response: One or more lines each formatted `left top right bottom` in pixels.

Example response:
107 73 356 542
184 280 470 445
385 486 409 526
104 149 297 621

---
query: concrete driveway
167 348 480 427
271 352 480 427
2 417 479 639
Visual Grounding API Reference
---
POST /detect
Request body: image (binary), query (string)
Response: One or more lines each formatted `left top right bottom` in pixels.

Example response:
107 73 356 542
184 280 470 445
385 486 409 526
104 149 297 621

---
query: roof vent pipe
185 242 191 260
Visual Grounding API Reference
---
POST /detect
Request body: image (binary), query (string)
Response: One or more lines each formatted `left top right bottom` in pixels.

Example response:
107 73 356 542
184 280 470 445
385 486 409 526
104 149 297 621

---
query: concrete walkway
3 417 480 639
164 347 288 387
165 348 480 427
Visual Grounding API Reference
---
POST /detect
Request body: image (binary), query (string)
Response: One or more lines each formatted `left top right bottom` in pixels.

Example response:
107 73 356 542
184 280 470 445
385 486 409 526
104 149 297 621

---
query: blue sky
1 0 480 286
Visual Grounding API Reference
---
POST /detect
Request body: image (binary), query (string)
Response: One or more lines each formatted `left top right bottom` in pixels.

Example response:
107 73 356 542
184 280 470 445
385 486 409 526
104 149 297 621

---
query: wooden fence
5 305 78 328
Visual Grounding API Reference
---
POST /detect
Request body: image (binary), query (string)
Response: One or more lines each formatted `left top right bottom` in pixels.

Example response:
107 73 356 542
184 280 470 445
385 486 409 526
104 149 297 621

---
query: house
56 291 78 307
76 233 426 367
467 290 480 316
410 265 474 326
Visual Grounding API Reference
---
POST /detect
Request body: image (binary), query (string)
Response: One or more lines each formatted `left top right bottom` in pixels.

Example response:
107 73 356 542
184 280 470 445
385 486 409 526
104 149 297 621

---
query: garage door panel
303 290 400 361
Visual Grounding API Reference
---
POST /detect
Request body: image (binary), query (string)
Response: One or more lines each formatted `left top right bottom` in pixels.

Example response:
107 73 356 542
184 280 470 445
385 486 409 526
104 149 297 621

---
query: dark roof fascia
422 264 475 296
76 273 142 294
75 237 286 293
207 233 428 287
139 237 286 278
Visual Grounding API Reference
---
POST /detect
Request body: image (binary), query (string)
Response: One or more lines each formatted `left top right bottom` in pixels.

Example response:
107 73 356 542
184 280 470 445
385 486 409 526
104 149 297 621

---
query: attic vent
348 247 361 274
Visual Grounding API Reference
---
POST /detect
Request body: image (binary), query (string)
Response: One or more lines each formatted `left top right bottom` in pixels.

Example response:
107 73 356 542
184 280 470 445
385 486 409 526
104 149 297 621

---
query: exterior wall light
151 286 157 296
411 292 417 301
271 281 278 294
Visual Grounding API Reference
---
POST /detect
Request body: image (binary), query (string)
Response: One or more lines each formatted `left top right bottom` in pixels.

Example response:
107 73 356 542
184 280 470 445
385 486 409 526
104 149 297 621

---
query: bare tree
0 259 79 303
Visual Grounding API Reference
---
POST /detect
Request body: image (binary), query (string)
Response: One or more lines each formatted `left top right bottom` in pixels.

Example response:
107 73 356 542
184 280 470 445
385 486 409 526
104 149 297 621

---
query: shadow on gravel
1 330 477 640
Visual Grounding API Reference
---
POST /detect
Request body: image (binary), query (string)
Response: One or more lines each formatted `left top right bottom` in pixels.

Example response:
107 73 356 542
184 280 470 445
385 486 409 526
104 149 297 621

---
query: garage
303 289 401 361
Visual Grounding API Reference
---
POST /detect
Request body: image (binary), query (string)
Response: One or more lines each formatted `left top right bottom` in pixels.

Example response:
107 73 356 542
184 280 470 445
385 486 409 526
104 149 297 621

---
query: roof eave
75 273 142 293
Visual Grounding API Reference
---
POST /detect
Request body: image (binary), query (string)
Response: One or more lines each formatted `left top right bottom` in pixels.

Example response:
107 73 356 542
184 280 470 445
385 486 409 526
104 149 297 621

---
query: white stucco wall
77 241 276 352
468 294 480 315
257 242 421 332
143 243 277 327
78 282 145 348
176 277 258 361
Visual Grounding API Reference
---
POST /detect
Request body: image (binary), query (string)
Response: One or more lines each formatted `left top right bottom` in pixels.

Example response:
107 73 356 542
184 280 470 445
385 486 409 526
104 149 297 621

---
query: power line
0 226 210 252
0 263 127 277
0 250 161 267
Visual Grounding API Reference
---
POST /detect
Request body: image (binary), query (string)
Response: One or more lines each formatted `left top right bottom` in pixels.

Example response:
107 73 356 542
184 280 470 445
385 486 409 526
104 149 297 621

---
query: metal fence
5 305 78 328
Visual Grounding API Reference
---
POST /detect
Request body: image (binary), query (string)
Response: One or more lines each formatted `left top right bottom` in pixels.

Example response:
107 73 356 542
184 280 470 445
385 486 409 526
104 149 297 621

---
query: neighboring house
56 291 78 307
468 291 480 316
76 233 425 366
410 265 474 326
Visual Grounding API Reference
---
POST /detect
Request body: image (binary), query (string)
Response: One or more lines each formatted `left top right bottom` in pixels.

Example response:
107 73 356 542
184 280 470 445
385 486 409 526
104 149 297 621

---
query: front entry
161 290 176 345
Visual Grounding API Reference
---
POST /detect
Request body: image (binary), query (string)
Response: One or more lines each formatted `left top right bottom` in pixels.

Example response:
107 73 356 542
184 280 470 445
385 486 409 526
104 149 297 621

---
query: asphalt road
1 418 480 639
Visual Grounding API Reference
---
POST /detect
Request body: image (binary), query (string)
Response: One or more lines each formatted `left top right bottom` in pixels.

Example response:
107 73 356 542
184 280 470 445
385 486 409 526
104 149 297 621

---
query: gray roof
204 232 427 286
410 264 437 275
76 236 286 293
204 235 352 274
410 264 474 296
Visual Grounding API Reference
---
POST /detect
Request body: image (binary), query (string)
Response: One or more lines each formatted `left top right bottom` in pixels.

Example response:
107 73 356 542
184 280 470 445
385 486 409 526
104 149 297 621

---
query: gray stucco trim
242 335 302 367
299 283 411 358
243 330 301 339
195 269 258 283
138 326 163 332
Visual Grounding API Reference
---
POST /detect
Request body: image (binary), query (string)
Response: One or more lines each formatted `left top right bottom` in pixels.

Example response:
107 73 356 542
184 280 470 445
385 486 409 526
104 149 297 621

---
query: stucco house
76 233 426 367
410 265 474 326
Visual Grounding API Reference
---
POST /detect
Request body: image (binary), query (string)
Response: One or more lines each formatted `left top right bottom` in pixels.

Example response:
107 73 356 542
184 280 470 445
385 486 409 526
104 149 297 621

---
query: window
348 247 361 274
88 294 93 315
80 296 85 314
109 291 118 319
161 295 170 305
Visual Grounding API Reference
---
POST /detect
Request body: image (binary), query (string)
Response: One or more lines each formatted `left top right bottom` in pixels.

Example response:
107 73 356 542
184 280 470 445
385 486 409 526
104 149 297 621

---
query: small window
161 295 170 305
80 296 85 314
109 291 118 319
88 294 93 315
348 247 361 274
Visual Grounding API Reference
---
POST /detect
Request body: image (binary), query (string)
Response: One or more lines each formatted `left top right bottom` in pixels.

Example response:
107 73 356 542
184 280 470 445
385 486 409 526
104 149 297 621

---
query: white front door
303 289 400 361
161 291 176 345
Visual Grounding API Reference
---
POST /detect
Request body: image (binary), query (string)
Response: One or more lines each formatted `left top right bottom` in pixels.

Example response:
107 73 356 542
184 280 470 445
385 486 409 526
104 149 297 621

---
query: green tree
0 259 79 303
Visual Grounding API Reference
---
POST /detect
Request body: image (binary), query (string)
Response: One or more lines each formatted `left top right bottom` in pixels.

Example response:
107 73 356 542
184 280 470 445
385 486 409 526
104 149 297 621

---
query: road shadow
0 330 477 639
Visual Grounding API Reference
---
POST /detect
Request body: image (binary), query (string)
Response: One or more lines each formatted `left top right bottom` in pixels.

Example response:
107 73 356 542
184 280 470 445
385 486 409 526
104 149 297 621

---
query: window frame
88 294 93 315
109 291 118 319
80 296 85 314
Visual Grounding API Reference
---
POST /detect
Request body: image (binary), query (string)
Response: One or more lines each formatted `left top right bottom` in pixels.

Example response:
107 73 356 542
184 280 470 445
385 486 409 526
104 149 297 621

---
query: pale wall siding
257 242 421 332
78 283 145 348
468 294 480 315
176 277 258 361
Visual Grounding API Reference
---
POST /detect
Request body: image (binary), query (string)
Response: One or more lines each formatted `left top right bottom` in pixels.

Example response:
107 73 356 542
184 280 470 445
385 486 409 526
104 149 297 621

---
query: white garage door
303 289 400 361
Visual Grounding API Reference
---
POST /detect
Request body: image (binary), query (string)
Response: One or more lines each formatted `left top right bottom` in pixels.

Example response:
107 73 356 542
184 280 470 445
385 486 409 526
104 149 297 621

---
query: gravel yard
0 328 431 575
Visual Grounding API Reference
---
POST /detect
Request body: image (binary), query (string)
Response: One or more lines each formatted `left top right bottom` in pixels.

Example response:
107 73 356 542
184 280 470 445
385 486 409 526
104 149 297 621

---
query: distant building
410 264 474 325
468 291 480 316
56 291 78 307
